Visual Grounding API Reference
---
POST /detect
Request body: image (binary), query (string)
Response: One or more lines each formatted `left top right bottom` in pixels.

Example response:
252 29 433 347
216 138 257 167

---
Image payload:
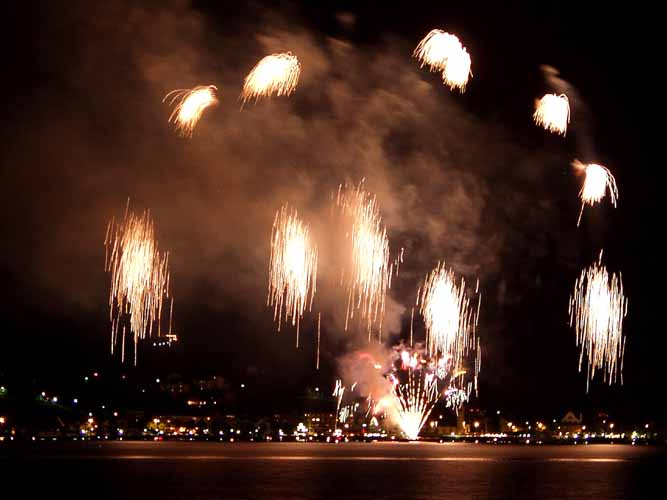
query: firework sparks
316 313 321 369
413 29 472 92
533 93 570 136
386 346 477 439
163 85 218 137
105 204 172 364
267 204 318 345
418 263 480 363
413 30 463 72
242 52 301 103
360 344 481 439
569 251 627 391
336 182 401 341
573 160 619 226
333 379 345 429
392 368 438 440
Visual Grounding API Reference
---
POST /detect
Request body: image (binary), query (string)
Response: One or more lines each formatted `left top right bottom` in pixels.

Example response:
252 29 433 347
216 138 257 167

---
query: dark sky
2 1 656 421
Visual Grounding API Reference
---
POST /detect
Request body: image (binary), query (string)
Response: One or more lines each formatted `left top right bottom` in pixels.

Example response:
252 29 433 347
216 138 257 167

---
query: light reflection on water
4 442 663 500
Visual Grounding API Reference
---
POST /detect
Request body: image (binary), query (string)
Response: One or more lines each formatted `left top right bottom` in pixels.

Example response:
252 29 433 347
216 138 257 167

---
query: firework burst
385 345 480 439
573 160 619 226
418 263 480 364
391 368 438 440
336 182 401 341
267 204 318 345
163 85 218 137
105 204 172 364
413 29 472 92
533 93 570 136
569 251 628 391
413 30 464 72
242 52 301 103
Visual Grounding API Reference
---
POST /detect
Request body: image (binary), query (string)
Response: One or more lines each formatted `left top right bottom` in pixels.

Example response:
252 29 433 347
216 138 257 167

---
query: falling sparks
242 52 301 103
573 160 619 226
417 263 480 364
163 85 218 137
569 251 627 391
105 204 172 364
533 93 570 136
267 204 318 344
336 182 401 341
413 29 472 92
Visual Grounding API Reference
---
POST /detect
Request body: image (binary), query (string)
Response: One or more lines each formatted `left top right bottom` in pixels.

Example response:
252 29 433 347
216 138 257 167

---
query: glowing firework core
164 85 218 137
533 93 570 136
268 204 318 343
105 206 172 364
569 252 627 391
573 160 619 226
242 52 301 103
442 47 472 92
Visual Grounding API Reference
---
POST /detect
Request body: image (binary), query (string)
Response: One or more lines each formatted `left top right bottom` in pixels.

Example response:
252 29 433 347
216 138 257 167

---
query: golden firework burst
569 251 627 391
164 85 218 137
573 160 619 226
533 93 570 136
105 205 172 364
267 204 318 345
242 52 301 103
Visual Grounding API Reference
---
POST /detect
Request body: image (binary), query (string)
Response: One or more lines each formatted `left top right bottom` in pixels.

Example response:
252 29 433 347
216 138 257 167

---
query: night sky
2 1 656 422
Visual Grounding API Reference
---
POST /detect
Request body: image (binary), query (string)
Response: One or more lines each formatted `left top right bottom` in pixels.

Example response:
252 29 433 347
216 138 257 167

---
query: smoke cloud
4 0 570 374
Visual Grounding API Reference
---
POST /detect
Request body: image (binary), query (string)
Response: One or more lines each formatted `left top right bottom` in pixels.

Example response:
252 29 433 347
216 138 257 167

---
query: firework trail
413 29 472 92
569 251 627 392
333 379 345 429
573 160 619 226
533 93 570 136
267 204 318 345
242 52 301 103
336 181 402 341
316 313 321 370
105 204 172 364
163 85 218 137
417 263 480 366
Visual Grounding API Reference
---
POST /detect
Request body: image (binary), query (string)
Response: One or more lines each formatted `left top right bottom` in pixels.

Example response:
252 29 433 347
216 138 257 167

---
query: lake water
3 441 664 499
